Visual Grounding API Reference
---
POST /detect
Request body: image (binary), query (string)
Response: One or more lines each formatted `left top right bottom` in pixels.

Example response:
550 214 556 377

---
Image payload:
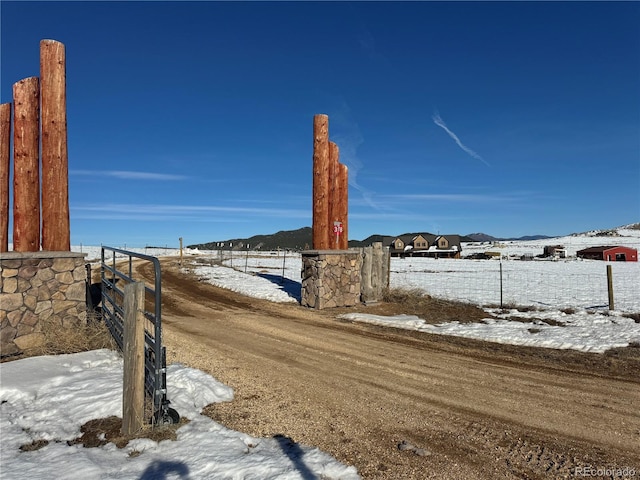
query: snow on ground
0 350 359 480
390 257 640 311
80 245 194 262
461 227 640 258
191 263 298 303
338 310 639 354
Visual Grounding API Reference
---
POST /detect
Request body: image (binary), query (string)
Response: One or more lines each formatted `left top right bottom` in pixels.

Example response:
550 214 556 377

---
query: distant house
576 246 637 262
543 245 566 258
384 234 462 258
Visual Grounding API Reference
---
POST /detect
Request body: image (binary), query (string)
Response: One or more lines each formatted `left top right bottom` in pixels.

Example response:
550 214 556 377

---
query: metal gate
100 246 179 425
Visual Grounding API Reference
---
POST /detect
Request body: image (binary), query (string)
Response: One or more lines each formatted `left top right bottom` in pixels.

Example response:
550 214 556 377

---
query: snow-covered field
0 350 359 480
177 231 640 310
392 257 639 311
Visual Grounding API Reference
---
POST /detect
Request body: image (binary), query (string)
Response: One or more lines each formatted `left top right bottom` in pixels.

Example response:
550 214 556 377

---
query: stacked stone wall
1 251 87 356
301 250 363 309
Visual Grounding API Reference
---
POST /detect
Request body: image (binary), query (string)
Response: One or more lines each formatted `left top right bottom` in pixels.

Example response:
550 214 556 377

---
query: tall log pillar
336 163 348 250
0 103 11 252
328 141 339 248
40 39 70 251
312 114 330 249
12 77 40 252
312 114 349 250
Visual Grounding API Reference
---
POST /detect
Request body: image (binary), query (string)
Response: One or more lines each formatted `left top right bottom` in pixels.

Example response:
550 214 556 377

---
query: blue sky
2 1 639 247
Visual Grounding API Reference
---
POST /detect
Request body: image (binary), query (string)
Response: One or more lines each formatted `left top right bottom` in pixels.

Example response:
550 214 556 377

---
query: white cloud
71 170 188 181
71 203 309 221
383 193 498 202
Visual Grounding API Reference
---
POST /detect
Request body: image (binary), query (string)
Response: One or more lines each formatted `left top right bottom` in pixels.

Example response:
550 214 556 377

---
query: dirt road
138 259 640 479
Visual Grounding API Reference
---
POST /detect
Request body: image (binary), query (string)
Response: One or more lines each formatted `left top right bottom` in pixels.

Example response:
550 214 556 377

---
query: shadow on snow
139 460 189 480
273 434 318 480
255 273 302 303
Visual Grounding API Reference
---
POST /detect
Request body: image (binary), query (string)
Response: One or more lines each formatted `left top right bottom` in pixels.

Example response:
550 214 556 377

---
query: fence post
499 261 503 308
0 103 10 252
606 265 614 311
12 77 40 252
122 281 146 435
281 249 287 284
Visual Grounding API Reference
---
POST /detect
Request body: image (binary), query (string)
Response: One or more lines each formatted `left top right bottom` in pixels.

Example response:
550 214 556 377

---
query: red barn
576 246 638 262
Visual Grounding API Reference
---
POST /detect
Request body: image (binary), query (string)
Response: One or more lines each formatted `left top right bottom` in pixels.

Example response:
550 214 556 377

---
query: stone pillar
1 251 87 356
301 250 362 309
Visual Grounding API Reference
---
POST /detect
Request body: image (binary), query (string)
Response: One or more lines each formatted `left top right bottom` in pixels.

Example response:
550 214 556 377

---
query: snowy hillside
461 224 640 258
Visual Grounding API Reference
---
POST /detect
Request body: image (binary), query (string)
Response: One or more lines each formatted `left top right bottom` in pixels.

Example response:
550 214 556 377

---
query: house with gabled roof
383 233 462 258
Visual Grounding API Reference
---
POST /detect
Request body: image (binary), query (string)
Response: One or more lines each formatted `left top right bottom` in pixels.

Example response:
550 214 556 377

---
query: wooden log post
337 163 348 250
606 265 614 311
328 141 339 248
122 281 146 435
12 77 40 252
312 114 330 250
40 39 70 251
0 103 11 252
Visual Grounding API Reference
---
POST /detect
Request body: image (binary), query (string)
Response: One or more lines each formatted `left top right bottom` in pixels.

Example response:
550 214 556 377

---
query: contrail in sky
432 112 490 167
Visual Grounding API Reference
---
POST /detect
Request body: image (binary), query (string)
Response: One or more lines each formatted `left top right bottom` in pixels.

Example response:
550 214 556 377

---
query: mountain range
187 228 552 251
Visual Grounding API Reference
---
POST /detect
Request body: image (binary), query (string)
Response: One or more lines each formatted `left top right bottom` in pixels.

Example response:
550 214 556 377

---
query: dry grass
487 303 541 313
381 287 430 305
66 415 188 450
622 312 640 323
29 313 117 357
374 287 491 324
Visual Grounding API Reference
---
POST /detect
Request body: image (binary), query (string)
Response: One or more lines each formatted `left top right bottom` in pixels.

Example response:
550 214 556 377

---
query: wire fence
109 247 639 314
205 249 295 281
390 257 640 312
